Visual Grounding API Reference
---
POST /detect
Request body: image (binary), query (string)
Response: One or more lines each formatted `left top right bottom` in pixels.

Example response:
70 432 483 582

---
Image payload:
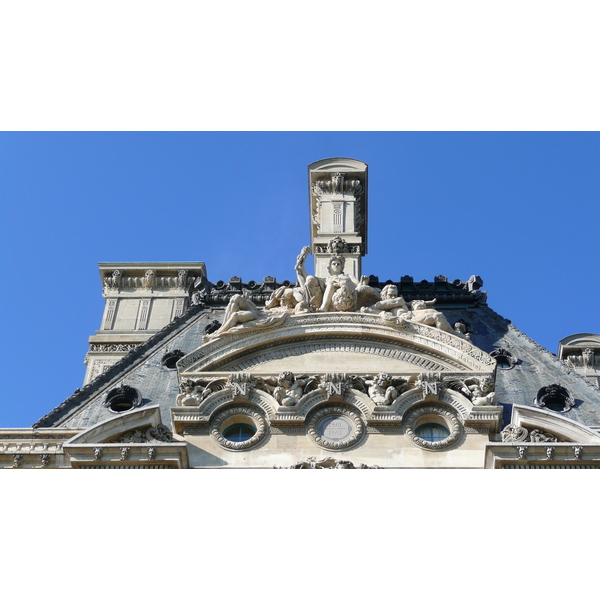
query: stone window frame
103 385 143 414
490 348 518 370
210 405 268 451
403 403 463 451
534 384 575 413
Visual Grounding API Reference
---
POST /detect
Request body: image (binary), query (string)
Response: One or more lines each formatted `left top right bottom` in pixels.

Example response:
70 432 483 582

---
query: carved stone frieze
366 425 403 434
13 454 23 468
120 447 131 460
226 372 256 400
103 271 194 291
40 454 50 468
277 457 380 469
364 372 411 405
501 424 561 443
270 426 309 434
93 447 103 461
89 343 141 353
177 377 228 406
113 424 174 444
182 425 210 436
148 447 156 460
566 349 598 368
254 372 321 406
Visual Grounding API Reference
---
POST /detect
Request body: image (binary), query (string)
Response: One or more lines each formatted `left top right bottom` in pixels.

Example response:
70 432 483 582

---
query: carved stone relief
364 373 411 406
277 457 380 469
447 375 497 406
500 424 562 443
112 424 174 444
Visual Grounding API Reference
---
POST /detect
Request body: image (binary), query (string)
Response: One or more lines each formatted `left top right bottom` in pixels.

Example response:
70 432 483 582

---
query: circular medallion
307 405 365 450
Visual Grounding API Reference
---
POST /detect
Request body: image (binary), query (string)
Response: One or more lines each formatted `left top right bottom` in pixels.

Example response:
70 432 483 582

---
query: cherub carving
255 371 319 406
364 372 410 406
176 379 227 406
449 376 497 406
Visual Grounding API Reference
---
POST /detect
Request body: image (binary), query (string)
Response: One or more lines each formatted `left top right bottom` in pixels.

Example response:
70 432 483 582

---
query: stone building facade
2 158 600 468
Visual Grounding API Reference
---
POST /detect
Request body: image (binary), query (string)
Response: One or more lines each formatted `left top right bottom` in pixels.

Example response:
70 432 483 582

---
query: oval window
223 423 257 443
414 423 450 442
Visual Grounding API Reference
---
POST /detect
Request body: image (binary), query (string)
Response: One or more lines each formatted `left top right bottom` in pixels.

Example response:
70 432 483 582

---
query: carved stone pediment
178 312 496 375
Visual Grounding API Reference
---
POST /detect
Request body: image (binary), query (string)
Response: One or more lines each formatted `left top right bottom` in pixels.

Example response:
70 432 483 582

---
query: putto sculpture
364 372 410 406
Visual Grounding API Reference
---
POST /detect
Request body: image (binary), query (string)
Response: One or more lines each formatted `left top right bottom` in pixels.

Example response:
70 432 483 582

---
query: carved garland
306 405 365 450
210 405 268 451
403 404 463 451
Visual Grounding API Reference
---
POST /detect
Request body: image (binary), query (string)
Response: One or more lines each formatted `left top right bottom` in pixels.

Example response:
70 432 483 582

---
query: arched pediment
64 405 165 445
511 405 600 444
178 313 495 375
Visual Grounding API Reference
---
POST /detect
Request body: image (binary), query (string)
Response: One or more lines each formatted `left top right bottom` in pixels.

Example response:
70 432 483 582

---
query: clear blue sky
1 132 598 427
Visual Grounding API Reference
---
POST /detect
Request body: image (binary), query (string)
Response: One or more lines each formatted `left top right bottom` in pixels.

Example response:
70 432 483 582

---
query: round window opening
103 385 142 414
210 406 268 451
495 356 513 369
404 404 463 450
415 423 450 442
490 348 517 370
223 423 257 443
162 350 184 370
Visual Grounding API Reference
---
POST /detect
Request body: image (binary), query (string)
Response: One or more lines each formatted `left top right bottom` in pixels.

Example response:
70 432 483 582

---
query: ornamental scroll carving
500 424 562 443
113 424 174 444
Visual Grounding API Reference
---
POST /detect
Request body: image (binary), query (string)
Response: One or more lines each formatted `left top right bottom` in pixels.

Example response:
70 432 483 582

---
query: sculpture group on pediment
265 246 375 315
204 293 287 340
205 245 469 342
360 284 466 338
360 284 408 318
